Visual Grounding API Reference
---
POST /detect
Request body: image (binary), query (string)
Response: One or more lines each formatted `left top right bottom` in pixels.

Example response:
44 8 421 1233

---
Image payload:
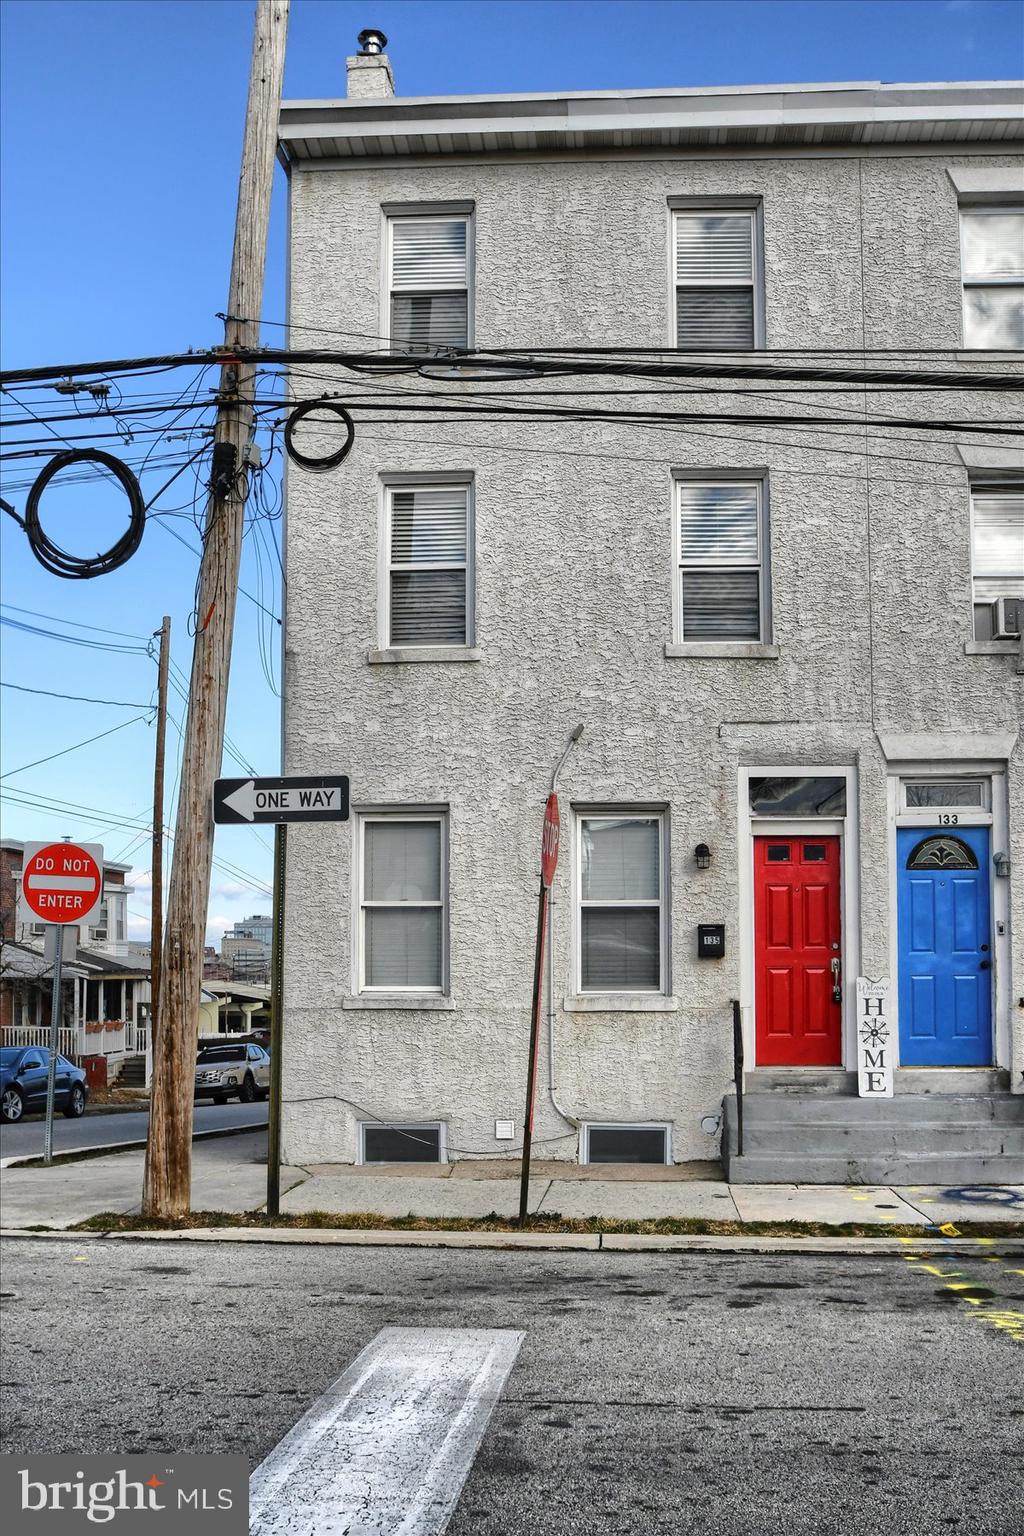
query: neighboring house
277 47 1024 1181
0 840 152 1081
197 981 271 1037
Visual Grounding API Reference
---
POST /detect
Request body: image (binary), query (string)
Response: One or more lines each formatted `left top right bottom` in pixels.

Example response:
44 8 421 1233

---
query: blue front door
897 826 992 1066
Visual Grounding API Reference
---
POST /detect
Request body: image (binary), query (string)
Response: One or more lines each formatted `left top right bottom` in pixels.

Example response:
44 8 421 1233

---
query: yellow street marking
919 1265 964 1277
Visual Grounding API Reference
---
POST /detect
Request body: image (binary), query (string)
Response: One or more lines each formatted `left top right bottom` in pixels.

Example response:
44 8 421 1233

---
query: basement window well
582 1124 670 1165
359 1122 444 1164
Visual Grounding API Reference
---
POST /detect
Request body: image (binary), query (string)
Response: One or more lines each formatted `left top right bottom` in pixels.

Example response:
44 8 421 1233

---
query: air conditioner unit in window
992 597 1024 638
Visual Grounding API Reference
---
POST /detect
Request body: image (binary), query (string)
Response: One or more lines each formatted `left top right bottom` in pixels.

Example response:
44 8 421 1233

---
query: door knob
979 960 991 970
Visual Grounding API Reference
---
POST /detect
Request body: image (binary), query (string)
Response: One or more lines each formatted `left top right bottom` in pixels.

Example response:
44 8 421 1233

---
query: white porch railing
2 1025 78 1057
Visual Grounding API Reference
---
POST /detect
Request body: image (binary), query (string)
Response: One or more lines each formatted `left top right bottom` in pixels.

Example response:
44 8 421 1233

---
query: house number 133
937 813 959 825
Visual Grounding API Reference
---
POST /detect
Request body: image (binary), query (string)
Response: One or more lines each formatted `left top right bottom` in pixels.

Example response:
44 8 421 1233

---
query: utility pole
142 0 289 1218
148 615 171 1081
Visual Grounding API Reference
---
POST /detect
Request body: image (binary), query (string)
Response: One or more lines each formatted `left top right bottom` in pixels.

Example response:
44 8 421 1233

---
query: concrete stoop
722 1091 1024 1184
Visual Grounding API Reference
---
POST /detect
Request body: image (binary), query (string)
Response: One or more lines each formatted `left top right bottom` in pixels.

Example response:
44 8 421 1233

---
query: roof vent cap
357 27 388 55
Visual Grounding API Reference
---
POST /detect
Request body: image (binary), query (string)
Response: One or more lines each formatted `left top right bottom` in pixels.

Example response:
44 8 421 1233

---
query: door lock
831 956 842 1003
979 960 992 971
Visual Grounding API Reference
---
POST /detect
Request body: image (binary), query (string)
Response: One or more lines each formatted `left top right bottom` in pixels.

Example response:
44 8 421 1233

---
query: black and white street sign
214 775 350 825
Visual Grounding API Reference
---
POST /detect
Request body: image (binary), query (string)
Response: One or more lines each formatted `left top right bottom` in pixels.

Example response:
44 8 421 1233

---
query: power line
0 602 150 641
0 681 154 708
0 713 152 780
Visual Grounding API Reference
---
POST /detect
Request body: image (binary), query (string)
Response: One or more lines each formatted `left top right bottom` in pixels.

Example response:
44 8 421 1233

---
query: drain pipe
547 724 584 1130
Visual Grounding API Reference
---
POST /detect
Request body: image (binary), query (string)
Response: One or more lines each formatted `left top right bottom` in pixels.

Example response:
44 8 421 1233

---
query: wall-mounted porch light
694 843 712 870
994 851 1011 878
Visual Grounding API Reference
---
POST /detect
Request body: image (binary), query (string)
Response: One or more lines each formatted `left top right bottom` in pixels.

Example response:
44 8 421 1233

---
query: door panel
755 836 842 1066
897 826 992 1066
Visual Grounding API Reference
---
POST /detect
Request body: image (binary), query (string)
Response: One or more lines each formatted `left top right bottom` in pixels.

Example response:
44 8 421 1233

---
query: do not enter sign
19 840 104 927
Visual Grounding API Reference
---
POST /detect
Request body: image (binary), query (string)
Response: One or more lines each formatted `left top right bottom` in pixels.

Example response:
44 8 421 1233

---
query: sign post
517 793 561 1227
214 775 349 1216
18 839 104 1165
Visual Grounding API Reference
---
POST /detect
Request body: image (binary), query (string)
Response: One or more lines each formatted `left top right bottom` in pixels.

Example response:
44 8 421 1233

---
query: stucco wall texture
280 145 1023 1168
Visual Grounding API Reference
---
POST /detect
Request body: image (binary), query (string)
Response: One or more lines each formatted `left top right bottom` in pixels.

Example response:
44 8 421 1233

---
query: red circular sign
22 842 102 925
541 793 561 888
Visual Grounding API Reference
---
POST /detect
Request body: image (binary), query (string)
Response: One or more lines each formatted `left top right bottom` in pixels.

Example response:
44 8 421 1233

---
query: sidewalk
1 1133 1021 1231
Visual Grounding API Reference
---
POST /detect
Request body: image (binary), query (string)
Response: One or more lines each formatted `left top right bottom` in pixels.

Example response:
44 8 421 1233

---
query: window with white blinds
673 208 760 350
676 479 766 642
960 207 1024 350
971 484 1024 638
386 484 471 647
578 815 665 993
359 815 447 992
388 214 471 351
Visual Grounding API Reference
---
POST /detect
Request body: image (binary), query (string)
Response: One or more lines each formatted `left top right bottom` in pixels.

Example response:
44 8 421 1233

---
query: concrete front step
731 1093 1023 1126
726 1152 1024 1185
722 1091 1024 1184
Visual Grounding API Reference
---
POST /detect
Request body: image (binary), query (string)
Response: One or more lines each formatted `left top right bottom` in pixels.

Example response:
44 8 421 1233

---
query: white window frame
581 1122 672 1166
668 199 765 351
958 203 1024 350
359 1120 448 1165
380 476 475 650
672 473 771 644
899 777 991 820
575 810 669 996
968 480 1024 639
356 810 449 996
383 204 475 351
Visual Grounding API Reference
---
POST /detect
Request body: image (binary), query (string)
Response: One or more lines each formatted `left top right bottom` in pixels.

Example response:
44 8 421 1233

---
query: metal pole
42 922 65 1167
266 822 287 1217
517 879 549 1226
149 615 170 1079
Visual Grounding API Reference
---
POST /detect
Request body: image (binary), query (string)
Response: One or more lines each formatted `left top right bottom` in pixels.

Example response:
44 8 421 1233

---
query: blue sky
1 0 1020 945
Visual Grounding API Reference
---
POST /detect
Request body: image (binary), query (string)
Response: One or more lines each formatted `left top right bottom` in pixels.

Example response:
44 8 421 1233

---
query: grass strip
71 1210 1024 1239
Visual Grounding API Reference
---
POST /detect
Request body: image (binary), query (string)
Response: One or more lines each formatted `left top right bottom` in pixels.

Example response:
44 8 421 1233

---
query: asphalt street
1 1237 1021 1534
0 1100 267 1159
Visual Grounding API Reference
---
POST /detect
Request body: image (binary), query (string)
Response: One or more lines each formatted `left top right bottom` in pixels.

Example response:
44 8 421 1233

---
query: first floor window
578 813 665 992
360 814 447 991
970 484 1024 639
676 478 766 641
386 482 471 646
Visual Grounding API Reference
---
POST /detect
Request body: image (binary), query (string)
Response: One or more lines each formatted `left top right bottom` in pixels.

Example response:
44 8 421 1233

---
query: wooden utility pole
148 615 171 1074
143 0 289 1218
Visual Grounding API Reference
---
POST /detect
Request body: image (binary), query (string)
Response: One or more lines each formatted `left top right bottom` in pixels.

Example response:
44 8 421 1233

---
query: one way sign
213 775 350 826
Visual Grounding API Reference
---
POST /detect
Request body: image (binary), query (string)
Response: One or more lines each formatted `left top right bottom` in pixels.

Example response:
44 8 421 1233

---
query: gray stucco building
277 49 1024 1181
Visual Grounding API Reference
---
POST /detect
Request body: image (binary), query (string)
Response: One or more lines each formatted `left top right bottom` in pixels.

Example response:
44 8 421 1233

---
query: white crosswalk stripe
249 1326 524 1535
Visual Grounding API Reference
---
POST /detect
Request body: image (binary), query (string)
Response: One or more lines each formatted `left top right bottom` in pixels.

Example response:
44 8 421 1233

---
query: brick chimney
347 28 395 98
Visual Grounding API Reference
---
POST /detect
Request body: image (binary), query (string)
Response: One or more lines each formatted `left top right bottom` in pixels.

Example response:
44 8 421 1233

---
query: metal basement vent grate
585 1125 668 1164
361 1123 441 1163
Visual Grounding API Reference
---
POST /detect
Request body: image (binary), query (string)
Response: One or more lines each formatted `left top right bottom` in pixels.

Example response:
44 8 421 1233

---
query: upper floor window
960 207 1024 350
384 481 472 647
970 483 1024 639
675 478 768 642
578 813 666 994
358 813 448 993
387 211 471 351
672 206 761 350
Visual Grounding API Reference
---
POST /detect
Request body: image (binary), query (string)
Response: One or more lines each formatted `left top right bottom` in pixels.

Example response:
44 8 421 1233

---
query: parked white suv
194 1042 270 1105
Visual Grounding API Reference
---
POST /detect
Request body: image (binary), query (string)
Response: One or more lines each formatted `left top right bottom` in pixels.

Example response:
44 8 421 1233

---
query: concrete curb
0 1120 266 1170
2 1227 1021 1256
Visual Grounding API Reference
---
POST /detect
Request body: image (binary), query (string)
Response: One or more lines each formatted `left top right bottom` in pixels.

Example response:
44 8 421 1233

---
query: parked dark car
194 1042 270 1104
0 1047 89 1124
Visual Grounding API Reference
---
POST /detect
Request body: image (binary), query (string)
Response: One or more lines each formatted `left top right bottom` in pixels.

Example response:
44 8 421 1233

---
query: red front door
754 835 842 1066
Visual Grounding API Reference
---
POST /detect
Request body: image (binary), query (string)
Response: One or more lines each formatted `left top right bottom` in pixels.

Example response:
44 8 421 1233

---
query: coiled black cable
21 448 146 578
284 399 355 471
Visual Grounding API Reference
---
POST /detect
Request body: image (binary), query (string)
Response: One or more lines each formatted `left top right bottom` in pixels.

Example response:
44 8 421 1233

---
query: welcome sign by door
856 977 894 1097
